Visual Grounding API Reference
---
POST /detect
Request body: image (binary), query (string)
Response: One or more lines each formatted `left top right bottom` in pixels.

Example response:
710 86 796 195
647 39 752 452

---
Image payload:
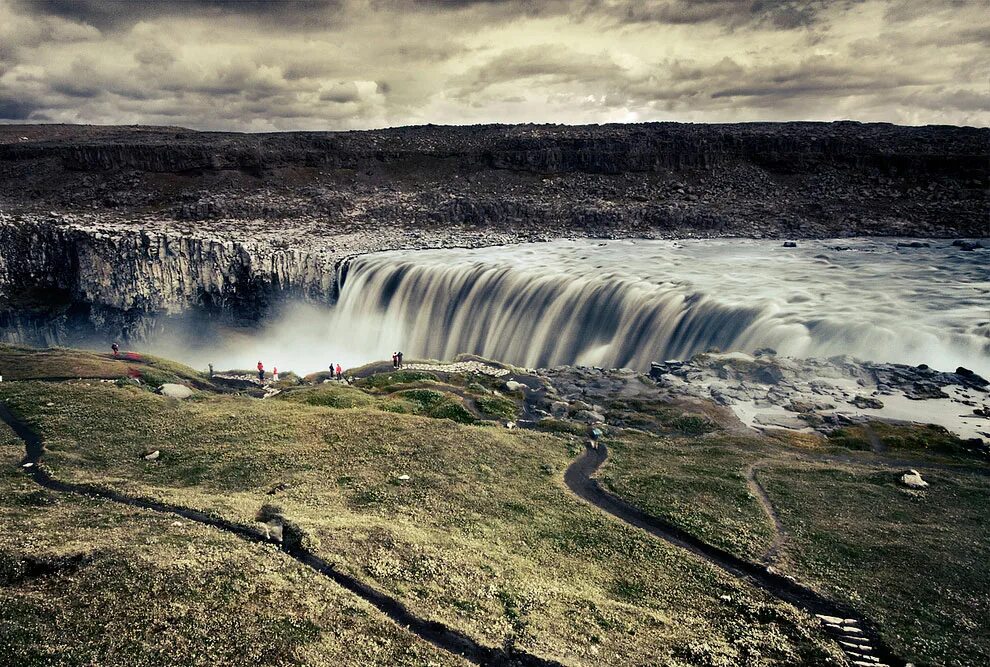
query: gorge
0 122 987 373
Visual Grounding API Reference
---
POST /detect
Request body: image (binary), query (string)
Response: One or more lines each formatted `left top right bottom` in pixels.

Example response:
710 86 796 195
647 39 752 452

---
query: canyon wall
0 220 337 343
0 121 986 345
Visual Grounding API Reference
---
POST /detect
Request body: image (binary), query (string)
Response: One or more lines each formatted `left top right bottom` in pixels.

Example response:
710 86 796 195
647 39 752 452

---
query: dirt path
744 462 786 565
564 443 905 667
0 402 562 667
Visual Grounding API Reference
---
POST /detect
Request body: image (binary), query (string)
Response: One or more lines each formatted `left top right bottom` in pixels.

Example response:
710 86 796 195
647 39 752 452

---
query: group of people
256 361 342 382
391 351 405 369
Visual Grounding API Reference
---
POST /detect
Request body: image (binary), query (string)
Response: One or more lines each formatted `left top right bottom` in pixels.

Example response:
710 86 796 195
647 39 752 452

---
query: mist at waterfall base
154 239 990 378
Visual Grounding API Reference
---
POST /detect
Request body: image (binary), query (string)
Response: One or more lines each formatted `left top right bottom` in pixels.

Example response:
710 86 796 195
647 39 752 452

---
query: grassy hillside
600 420 990 667
2 345 987 666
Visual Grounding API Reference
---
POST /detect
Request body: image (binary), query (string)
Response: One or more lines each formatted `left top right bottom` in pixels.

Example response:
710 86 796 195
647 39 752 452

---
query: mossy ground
0 346 843 666
1 345 986 666
601 420 990 667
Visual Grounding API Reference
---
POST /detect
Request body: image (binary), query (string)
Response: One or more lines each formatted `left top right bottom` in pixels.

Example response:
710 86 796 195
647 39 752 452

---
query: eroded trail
0 402 562 667
744 462 786 565
564 444 906 667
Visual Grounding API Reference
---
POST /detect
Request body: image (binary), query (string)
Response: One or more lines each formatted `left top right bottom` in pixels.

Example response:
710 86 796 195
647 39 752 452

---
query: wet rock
851 396 884 409
952 240 984 251
782 241 797 247
904 383 949 400
754 412 808 430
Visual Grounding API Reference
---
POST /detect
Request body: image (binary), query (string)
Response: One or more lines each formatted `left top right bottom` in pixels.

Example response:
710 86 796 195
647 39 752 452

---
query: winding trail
0 401 561 667
743 462 786 565
564 443 905 667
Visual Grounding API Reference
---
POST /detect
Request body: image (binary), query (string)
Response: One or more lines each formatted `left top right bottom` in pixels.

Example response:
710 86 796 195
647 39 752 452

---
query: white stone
159 383 194 399
900 470 929 489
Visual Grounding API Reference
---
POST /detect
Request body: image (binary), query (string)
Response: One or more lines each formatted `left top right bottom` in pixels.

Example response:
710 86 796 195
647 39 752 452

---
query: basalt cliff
0 121 986 343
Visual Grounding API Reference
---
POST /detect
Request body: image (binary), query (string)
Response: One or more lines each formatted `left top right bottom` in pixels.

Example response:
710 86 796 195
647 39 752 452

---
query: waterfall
146 238 988 375
312 239 988 374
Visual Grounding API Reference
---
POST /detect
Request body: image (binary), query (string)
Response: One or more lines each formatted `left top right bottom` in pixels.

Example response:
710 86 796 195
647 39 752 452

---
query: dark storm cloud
0 0 986 128
16 0 343 29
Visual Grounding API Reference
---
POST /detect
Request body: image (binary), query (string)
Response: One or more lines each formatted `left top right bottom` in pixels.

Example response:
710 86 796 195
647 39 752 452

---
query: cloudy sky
0 0 987 130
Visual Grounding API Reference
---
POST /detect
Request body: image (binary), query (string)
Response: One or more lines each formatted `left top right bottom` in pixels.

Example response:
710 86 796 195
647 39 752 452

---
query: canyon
0 122 986 348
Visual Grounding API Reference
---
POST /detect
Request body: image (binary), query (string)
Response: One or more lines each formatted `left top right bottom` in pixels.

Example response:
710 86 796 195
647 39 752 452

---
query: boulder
550 401 570 418
851 395 884 409
782 241 797 248
504 380 525 392
159 383 193 399
900 469 929 489
142 449 160 461
753 412 808 430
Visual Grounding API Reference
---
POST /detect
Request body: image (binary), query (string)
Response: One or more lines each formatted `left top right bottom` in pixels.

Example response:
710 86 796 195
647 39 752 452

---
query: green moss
359 371 439 391
475 395 518 420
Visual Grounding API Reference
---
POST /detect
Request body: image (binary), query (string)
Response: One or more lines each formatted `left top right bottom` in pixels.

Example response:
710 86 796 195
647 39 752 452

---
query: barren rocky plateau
1 121 987 244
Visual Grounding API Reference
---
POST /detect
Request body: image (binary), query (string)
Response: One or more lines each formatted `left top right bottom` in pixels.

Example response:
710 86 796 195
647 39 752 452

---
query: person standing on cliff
111 342 119 358
392 352 398 369
335 363 343 380
257 361 264 382
273 366 279 382
397 351 404 369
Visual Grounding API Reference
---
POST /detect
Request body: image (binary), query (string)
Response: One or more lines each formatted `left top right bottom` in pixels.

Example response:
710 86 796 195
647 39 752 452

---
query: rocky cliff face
0 219 338 343
0 121 986 345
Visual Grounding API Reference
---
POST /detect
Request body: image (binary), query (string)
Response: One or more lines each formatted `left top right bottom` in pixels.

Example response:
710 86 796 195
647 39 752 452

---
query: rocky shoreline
523 352 990 448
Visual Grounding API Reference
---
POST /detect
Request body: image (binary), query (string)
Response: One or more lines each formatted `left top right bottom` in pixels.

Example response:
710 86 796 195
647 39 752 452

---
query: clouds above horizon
0 0 986 130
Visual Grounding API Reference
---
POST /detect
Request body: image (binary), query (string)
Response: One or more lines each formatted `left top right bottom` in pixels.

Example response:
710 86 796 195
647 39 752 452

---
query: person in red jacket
335 363 343 380
257 361 264 381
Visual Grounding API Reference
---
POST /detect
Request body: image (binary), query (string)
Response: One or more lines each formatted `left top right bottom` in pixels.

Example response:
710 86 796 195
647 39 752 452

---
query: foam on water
169 238 989 376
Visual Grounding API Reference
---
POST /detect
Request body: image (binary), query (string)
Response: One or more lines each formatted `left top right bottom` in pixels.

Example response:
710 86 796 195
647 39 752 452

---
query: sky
0 0 987 131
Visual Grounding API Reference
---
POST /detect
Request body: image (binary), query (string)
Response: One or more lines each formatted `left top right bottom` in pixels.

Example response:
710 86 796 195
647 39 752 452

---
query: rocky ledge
526 352 989 449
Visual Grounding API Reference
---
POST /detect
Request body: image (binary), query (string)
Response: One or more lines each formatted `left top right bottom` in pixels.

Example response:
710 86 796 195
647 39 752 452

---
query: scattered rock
754 412 808 430
550 401 570 418
504 380 525 392
899 469 929 489
782 241 797 248
952 240 983 251
851 396 884 409
142 449 160 461
397 474 410 481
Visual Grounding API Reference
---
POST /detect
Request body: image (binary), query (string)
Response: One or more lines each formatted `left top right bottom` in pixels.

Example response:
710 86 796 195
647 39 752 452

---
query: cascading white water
163 238 990 376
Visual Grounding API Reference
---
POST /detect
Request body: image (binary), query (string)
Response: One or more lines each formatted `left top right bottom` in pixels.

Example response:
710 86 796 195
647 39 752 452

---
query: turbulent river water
170 238 990 376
